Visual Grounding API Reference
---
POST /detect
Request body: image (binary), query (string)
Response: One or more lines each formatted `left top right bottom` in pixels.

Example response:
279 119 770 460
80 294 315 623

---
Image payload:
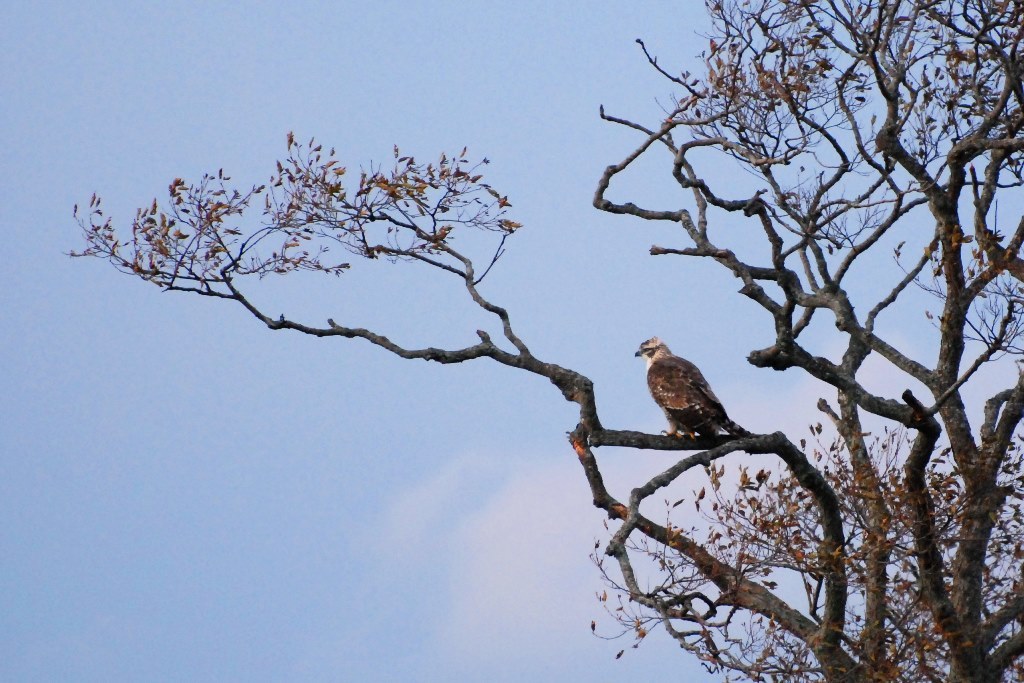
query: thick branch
901 390 972 668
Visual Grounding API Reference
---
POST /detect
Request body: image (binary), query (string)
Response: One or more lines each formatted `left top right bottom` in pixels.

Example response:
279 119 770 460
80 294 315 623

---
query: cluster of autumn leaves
74 134 520 290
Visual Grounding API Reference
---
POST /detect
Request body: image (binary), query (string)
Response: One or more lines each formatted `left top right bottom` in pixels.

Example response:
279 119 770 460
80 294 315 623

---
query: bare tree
75 1 1024 681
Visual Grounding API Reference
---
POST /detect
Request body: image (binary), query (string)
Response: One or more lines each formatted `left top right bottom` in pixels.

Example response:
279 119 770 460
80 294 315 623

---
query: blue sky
0 3 862 681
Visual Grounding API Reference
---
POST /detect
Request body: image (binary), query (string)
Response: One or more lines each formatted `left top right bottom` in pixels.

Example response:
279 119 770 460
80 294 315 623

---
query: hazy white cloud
399 453 713 679
365 454 505 557
428 458 602 660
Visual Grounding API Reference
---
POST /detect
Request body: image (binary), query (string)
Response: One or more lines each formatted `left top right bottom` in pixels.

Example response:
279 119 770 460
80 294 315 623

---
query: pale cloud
365 454 506 558
431 457 602 662
418 453 717 676
338 442 734 682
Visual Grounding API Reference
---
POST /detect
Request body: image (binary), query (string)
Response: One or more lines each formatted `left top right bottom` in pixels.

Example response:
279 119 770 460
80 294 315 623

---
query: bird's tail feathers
722 418 752 437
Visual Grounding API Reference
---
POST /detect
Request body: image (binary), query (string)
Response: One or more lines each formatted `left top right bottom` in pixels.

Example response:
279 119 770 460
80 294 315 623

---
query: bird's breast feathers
647 357 722 411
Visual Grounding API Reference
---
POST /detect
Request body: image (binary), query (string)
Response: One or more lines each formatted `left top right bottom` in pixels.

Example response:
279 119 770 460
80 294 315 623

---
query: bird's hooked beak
634 350 642 357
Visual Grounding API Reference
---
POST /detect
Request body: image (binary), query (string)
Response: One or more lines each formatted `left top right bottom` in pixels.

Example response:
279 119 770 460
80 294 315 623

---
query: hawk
636 337 749 437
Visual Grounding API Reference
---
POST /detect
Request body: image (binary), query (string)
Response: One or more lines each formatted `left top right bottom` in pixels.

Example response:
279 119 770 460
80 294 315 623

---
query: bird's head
636 337 670 362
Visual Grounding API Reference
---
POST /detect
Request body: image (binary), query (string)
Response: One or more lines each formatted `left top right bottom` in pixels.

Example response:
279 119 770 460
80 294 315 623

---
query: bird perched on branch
636 337 749 437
